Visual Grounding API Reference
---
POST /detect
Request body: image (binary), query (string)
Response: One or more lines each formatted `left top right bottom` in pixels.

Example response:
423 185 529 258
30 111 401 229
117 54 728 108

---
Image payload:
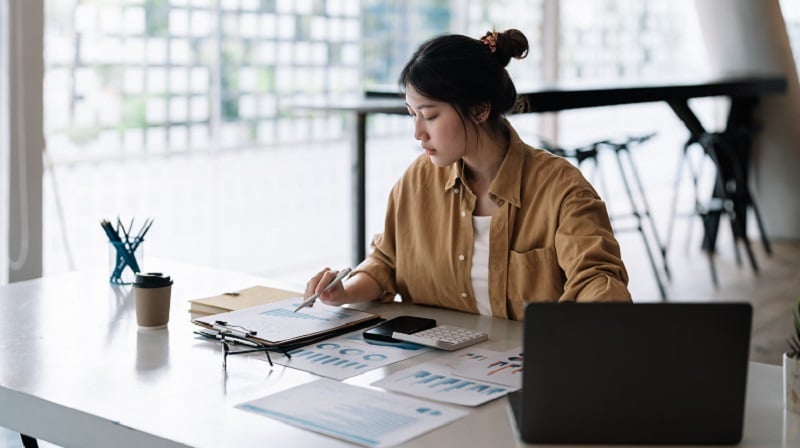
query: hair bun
493 29 529 67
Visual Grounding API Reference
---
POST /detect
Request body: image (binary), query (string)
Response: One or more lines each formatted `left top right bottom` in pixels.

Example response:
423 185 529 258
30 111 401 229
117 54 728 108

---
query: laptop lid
510 302 752 445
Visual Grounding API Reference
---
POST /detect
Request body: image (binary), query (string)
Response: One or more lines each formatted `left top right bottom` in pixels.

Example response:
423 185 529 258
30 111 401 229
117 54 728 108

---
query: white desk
0 262 798 447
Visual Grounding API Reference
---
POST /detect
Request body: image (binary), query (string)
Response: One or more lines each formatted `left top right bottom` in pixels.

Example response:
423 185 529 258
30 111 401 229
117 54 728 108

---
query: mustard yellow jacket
354 123 631 320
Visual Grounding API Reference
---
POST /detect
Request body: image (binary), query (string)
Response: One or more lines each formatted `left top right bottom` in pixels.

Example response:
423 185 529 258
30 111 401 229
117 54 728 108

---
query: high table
0 262 798 447
291 76 787 266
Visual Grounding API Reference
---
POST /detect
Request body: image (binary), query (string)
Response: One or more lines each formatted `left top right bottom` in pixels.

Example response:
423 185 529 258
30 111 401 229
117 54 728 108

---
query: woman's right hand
305 267 351 307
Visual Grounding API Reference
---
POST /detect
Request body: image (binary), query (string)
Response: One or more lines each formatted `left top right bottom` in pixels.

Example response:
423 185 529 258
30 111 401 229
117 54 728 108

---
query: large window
557 0 707 147
560 0 702 82
360 0 543 89
40 0 709 285
45 0 362 160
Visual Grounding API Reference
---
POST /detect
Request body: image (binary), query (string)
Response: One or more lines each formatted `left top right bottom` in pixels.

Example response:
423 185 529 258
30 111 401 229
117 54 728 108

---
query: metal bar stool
666 130 772 286
540 133 670 300
665 136 720 285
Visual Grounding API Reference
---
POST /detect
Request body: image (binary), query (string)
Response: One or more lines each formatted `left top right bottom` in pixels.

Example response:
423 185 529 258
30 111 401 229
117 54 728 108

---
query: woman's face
405 84 470 167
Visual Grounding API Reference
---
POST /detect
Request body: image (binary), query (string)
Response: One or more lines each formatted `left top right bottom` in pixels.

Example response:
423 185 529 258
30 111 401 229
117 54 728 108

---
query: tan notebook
188 285 302 315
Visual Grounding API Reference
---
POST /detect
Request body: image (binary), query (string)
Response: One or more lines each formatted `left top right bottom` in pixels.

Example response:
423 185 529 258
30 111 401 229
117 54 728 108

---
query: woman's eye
424 115 438 121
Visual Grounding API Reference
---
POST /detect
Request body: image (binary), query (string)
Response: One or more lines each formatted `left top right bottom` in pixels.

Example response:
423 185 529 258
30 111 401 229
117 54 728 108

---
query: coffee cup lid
133 272 173 288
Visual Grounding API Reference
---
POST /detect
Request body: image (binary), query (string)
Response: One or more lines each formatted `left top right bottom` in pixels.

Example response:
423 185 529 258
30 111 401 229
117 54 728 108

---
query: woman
306 29 631 320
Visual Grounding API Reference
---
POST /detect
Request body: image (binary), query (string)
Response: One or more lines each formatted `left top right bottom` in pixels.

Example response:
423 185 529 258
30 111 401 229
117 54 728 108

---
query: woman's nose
413 120 427 141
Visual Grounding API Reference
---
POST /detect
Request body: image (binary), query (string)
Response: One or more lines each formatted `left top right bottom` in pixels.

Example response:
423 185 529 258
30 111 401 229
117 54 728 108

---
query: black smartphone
363 315 437 342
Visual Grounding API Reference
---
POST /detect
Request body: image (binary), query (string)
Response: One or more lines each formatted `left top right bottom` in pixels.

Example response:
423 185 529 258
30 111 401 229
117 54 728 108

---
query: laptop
508 302 752 445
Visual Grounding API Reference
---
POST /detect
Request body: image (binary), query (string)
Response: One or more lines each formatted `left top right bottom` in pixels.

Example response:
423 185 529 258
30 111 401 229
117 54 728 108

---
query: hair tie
480 31 497 54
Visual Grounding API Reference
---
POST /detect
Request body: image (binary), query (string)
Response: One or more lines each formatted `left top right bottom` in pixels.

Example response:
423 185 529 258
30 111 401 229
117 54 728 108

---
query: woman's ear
471 102 491 123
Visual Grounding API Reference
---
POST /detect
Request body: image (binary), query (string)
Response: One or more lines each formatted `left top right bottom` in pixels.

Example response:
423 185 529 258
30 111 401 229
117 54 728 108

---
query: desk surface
1 262 798 447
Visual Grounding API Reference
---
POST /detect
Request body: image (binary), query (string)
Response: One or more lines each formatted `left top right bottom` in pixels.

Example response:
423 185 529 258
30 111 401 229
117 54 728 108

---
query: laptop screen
510 302 752 445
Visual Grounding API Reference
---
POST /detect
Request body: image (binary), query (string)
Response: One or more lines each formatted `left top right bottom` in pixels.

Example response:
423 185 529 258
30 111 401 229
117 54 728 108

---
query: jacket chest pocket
507 247 563 302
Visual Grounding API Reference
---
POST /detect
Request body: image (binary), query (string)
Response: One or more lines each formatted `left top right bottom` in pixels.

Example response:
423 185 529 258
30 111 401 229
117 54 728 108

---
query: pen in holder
108 240 143 285
101 217 153 285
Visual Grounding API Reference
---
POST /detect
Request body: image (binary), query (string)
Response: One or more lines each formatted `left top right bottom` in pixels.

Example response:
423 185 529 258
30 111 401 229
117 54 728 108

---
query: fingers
305 267 332 299
305 267 350 307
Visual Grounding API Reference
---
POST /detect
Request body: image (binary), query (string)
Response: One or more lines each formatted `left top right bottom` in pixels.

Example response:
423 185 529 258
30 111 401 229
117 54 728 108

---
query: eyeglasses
194 329 292 371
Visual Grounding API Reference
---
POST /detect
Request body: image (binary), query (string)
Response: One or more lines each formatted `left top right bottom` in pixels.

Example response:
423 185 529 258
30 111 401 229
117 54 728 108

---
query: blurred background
2 0 799 301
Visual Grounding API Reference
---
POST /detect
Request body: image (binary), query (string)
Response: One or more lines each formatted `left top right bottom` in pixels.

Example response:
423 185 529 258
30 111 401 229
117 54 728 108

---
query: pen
293 267 352 313
100 219 142 274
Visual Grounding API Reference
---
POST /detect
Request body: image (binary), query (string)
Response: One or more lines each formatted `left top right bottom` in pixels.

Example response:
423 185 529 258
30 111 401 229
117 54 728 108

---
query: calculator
391 324 488 351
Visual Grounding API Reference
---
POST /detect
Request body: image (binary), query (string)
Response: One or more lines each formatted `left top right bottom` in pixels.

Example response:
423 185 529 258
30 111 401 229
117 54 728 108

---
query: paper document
238 378 467 448
372 346 523 406
192 298 379 345
275 330 431 380
448 347 524 388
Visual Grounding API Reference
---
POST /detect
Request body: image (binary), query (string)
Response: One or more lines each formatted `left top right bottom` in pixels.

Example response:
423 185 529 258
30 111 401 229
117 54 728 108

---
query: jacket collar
445 119 524 208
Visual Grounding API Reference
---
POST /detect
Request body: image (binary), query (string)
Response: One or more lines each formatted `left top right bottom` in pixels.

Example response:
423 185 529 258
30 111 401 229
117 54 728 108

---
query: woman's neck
463 124 509 189
462 123 509 216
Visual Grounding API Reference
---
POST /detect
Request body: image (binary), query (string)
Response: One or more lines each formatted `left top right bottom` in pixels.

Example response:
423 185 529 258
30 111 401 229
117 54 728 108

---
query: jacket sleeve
555 187 632 302
351 181 401 303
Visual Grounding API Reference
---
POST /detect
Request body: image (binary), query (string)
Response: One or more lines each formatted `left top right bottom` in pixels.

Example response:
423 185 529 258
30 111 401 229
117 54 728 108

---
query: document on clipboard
192 297 381 347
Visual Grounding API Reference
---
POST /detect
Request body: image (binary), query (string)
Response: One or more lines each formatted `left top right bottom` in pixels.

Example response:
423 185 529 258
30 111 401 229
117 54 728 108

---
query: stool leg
698 209 720 287
618 146 671 280
666 142 690 253
611 147 667 300
749 193 773 255
706 134 761 272
20 434 39 448
727 199 759 272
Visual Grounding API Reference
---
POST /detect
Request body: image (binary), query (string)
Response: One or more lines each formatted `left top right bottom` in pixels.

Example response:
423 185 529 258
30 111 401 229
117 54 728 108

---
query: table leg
352 112 367 266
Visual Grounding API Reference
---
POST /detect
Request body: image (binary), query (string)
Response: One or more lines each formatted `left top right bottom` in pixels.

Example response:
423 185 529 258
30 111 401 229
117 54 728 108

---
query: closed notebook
188 285 301 315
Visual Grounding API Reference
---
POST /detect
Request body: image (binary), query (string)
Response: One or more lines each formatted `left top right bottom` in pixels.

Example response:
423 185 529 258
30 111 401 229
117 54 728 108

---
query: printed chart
373 361 518 406
238 378 467 448
372 347 522 406
449 347 524 388
275 331 430 380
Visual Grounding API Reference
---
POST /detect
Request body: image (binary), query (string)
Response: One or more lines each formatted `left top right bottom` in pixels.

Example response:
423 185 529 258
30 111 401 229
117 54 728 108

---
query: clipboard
192 297 382 347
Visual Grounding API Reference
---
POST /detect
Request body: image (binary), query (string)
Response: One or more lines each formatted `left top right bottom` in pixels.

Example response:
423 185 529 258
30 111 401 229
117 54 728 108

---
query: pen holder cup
108 240 143 285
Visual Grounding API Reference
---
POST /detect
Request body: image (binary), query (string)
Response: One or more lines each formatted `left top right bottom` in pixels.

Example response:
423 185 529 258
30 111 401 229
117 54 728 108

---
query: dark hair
399 29 529 128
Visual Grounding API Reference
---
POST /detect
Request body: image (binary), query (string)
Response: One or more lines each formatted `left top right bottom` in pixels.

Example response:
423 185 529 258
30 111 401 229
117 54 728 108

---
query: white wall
1 0 8 283
695 0 800 240
1 0 43 283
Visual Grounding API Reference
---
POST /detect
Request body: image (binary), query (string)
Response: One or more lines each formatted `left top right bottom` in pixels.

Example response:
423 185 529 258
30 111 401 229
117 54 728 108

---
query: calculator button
391 325 488 351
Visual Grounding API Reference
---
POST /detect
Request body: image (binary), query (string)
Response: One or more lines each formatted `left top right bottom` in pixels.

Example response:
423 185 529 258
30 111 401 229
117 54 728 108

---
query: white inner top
471 215 492 316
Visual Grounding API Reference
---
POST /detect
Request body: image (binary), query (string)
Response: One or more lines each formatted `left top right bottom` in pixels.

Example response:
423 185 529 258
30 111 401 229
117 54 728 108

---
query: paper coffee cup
133 272 173 328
